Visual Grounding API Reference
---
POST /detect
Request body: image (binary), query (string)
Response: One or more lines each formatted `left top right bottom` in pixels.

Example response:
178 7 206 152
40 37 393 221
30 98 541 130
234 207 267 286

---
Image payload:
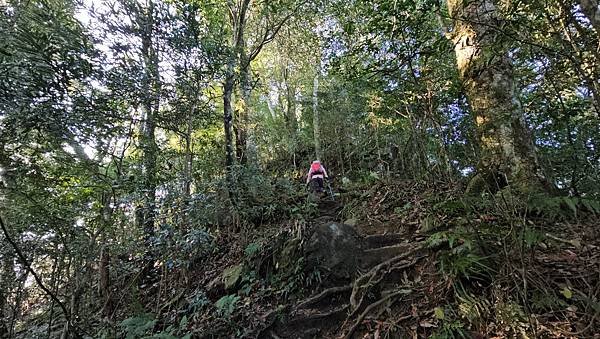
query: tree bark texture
447 0 545 191
223 62 236 172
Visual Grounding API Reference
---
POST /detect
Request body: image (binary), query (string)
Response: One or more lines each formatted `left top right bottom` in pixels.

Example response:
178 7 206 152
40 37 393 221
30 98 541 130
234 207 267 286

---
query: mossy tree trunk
447 0 546 192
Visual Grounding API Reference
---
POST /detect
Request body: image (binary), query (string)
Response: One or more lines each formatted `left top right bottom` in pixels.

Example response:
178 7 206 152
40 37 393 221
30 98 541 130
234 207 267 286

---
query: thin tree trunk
447 0 547 192
236 55 251 165
46 250 61 339
61 262 82 339
184 106 194 199
284 68 298 168
223 61 236 174
99 245 111 318
312 74 322 161
9 271 26 338
223 58 238 206
138 1 160 245
0 253 12 337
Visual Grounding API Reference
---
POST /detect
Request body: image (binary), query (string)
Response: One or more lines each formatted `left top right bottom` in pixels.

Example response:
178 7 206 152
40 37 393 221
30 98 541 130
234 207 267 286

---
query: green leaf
179 315 188 329
560 287 572 299
215 294 240 316
434 306 445 320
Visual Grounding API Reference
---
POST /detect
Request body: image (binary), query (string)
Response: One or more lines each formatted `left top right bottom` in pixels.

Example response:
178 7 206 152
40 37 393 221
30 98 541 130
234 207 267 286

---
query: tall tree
446 0 546 192
101 0 164 244
223 0 306 168
138 0 161 244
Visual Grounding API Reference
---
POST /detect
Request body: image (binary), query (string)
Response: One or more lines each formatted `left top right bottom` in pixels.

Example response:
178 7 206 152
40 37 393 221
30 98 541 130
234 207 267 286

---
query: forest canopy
1 0 599 338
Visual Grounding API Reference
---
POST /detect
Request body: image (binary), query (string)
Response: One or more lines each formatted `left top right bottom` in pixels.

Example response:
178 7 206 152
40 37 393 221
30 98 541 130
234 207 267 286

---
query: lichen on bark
447 0 547 193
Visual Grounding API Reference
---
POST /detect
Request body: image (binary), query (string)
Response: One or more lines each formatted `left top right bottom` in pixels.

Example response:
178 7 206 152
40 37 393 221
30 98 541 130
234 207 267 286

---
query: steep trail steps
257 196 433 338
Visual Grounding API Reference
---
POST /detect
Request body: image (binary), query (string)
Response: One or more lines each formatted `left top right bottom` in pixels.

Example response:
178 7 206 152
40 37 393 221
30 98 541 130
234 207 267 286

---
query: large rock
206 263 244 299
305 222 362 279
222 264 244 290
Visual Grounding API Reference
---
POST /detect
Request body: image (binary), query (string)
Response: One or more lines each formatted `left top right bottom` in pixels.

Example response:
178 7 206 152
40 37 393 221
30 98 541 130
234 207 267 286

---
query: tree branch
0 216 74 332
246 0 309 65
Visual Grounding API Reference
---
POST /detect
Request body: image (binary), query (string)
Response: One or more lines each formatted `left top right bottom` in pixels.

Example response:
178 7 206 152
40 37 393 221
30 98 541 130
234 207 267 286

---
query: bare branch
0 216 75 334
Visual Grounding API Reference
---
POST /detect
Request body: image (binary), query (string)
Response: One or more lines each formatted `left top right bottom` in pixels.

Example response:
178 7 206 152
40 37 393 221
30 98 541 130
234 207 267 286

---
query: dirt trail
260 196 431 339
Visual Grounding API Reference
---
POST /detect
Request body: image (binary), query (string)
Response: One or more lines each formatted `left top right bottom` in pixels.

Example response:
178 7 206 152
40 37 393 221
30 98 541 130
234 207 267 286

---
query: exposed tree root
360 243 415 268
364 233 407 248
342 288 413 339
290 304 348 324
350 244 425 314
296 284 352 310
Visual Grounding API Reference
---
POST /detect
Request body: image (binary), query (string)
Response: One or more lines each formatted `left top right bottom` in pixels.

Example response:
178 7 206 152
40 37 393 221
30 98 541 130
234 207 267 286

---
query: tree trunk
227 0 250 167
447 0 546 192
223 58 237 204
139 1 159 243
99 246 111 318
0 253 12 337
184 106 194 199
580 0 600 33
312 74 322 161
61 262 81 339
236 54 251 165
223 61 236 173
283 68 298 169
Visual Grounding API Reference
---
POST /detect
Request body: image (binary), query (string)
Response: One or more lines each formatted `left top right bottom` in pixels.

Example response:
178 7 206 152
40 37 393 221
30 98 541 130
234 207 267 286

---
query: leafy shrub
527 194 600 219
187 166 310 227
179 228 214 264
187 290 210 313
119 313 191 339
215 294 240 316
120 313 156 339
244 242 261 258
427 229 495 281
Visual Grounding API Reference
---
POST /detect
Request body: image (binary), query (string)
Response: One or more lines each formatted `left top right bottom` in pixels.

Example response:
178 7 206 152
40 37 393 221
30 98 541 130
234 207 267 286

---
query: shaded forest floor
111 178 599 338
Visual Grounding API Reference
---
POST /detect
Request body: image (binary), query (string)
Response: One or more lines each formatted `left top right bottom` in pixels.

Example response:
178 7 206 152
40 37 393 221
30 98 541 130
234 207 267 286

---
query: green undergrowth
423 190 600 337
102 175 599 338
338 177 599 337
98 170 324 337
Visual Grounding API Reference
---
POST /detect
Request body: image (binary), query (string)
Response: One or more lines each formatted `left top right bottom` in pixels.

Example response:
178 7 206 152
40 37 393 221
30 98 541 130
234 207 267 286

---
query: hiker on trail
306 160 329 193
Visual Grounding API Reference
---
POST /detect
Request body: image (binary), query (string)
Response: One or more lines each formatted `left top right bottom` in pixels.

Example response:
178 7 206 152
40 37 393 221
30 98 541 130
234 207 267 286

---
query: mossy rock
222 264 244 291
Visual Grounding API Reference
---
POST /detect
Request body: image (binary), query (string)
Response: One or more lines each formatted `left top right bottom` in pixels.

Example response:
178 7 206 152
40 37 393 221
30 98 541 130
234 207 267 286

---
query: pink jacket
306 165 328 183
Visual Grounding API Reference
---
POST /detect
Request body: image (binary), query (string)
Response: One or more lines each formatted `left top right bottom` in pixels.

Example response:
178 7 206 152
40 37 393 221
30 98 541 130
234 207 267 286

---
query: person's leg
317 177 324 192
309 178 318 193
